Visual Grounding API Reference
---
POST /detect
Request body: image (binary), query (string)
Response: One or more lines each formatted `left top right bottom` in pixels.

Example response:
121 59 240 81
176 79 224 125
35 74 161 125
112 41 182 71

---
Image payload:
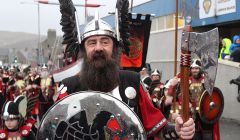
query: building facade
102 0 240 121
189 0 240 39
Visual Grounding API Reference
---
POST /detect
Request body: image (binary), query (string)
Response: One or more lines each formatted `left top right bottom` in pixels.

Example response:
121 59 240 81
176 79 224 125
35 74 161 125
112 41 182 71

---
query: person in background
230 35 240 53
165 59 220 140
219 38 231 60
149 69 170 118
0 95 36 140
140 67 152 91
230 48 240 63
149 69 163 95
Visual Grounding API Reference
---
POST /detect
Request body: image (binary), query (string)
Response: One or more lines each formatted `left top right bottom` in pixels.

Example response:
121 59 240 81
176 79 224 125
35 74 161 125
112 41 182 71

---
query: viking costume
166 59 222 140
0 95 36 140
149 69 167 114
36 0 199 139
1 72 11 102
52 8 183 138
39 64 54 119
149 69 164 95
140 68 152 91
25 72 41 117
7 76 16 102
14 72 26 98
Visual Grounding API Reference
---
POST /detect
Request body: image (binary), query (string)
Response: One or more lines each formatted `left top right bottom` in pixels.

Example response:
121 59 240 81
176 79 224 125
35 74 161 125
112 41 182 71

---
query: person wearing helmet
25 68 41 120
151 69 162 81
149 69 171 120
0 96 36 140
165 59 220 140
165 60 203 111
149 69 163 95
189 59 204 83
140 67 152 91
56 15 195 139
39 63 54 120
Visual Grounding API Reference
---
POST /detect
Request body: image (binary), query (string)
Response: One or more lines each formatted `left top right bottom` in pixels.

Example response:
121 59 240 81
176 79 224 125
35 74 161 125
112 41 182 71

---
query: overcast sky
0 0 150 35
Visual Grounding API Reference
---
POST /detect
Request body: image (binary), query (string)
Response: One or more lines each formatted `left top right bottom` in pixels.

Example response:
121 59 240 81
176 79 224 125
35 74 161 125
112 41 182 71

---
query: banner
199 0 236 19
216 0 236 16
120 14 151 72
199 0 216 19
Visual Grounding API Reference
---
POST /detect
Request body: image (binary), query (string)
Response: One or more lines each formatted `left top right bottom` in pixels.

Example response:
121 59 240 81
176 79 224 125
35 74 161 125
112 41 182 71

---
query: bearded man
57 16 195 139
165 59 220 140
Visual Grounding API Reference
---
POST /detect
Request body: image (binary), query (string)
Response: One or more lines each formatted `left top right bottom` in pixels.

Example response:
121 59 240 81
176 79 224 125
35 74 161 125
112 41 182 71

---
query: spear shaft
173 0 179 113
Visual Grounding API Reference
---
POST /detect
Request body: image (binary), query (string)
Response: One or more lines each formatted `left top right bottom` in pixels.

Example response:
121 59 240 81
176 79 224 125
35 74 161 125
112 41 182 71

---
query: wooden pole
130 0 133 12
174 0 178 75
85 0 88 23
173 0 179 113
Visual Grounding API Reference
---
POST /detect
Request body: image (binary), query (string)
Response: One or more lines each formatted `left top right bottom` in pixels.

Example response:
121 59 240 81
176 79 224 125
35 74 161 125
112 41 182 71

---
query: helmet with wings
58 0 131 65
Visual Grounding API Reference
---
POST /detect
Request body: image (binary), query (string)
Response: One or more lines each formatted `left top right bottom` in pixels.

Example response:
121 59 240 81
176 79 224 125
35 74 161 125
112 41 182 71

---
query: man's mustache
91 51 107 60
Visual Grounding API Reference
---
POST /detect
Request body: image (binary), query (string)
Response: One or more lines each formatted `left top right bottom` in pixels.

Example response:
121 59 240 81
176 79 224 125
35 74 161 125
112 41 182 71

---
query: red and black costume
39 74 55 120
0 119 36 140
0 96 36 140
1 73 11 101
26 74 41 117
167 73 220 140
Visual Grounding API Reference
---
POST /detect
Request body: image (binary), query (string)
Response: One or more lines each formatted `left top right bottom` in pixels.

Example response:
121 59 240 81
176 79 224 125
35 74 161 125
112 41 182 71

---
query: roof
184 0 240 27
103 0 176 27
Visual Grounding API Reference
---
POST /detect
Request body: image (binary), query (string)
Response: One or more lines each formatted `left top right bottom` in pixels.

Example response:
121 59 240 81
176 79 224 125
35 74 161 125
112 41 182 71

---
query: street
220 118 240 139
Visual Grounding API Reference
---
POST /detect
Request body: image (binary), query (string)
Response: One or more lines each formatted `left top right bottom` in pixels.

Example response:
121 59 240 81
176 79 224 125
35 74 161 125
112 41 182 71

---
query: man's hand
164 95 173 106
170 77 179 86
175 116 195 139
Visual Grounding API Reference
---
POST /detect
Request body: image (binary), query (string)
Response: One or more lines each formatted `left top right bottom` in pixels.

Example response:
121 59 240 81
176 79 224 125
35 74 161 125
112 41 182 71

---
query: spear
172 0 179 114
35 0 104 7
130 0 133 12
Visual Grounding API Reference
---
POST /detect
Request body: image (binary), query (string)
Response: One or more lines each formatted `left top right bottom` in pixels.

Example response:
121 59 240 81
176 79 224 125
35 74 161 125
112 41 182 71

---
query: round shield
198 87 224 124
37 91 147 140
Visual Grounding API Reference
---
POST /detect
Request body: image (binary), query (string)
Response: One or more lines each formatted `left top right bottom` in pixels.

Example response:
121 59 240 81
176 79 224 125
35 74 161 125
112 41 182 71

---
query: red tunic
166 74 220 140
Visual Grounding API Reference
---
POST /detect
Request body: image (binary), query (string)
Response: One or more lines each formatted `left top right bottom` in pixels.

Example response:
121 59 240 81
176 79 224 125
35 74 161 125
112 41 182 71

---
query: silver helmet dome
80 12 116 43
190 59 202 69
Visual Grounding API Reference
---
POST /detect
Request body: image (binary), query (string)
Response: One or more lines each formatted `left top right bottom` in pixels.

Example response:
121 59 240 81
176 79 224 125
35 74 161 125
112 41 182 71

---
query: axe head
181 28 219 95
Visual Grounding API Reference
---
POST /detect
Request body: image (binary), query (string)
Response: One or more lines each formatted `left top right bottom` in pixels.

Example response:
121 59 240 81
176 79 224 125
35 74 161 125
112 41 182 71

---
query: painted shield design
37 91 146 140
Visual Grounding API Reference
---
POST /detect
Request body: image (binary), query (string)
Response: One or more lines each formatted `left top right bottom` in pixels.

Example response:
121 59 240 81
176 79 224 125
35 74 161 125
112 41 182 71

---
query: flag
120 14 152 72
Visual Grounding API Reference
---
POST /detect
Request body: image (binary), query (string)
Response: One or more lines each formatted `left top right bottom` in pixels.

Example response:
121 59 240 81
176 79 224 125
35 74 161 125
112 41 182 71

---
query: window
166 14 174 29
157 16 165 30
151 18 157 31
177 17 184 27
150 13 185 32
173 16 185 27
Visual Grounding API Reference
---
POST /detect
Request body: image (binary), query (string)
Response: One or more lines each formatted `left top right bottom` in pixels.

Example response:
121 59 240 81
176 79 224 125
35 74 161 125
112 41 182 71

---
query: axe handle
180 56 190 123
181 25 192 124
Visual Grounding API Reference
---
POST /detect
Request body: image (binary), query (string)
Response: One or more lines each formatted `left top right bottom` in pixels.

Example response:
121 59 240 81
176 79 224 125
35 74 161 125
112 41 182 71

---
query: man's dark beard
80 51 120 92
192 72 201 80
